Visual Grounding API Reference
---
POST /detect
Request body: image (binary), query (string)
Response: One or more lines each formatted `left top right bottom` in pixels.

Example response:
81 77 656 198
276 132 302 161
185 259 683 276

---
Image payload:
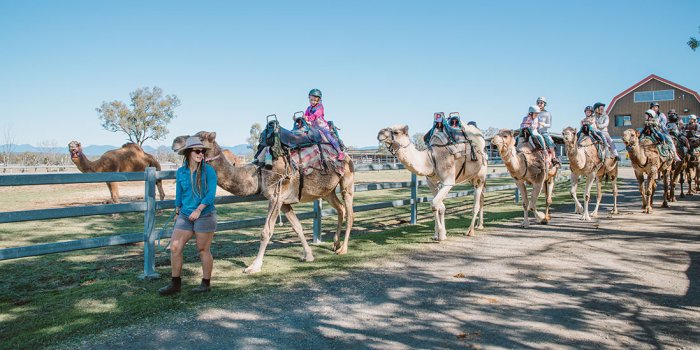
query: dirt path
67 168 700 349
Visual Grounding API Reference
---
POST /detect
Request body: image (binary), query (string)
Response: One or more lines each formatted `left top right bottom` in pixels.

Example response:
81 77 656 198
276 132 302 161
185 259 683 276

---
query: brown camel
684 136 700 195
621 129 673 213
562 127 618 220
172 131 355 274
490 129 559 227
376 124 487 239
68 141 165 203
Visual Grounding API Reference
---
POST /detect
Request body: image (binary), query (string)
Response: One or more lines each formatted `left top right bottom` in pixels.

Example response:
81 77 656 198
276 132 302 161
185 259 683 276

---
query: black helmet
668 114 679 123
584 106 593 112
593 102 606 110
650 102 660 108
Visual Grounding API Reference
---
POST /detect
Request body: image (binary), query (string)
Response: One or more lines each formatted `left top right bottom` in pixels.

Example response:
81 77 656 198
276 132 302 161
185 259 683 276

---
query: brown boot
158 277 181 296
191 279 211 293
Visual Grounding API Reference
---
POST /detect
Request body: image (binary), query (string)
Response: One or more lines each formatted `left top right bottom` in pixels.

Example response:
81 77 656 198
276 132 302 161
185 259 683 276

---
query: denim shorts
174 212 217 233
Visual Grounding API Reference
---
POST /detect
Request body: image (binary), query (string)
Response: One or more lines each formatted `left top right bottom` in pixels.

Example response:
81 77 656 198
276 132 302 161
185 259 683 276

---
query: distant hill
1 143 253 156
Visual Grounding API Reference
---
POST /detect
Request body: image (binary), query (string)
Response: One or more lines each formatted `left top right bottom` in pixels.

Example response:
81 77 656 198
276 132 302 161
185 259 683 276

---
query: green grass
0 174 574 349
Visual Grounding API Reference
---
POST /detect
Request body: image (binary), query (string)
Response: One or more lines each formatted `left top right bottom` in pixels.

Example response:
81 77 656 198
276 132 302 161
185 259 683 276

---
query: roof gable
606 74 700 113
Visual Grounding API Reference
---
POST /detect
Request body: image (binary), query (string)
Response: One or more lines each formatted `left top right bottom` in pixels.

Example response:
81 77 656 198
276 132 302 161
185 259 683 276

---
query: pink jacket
304 103 329 129
520 115 539 129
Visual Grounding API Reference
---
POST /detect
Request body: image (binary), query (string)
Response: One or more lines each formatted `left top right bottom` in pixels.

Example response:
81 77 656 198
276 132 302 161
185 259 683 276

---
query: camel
172 131 354 274
684 136 700 195
376 124 487 240
68 141 165 203
490 129 559 227
621 129 673 213
561 127 618 221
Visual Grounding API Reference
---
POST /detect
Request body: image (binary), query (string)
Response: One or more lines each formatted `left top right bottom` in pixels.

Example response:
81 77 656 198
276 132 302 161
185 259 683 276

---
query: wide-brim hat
178 136 210 155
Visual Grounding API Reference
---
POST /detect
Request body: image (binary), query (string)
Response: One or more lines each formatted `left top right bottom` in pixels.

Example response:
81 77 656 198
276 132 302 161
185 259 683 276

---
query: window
633 89 675 103
615 115 631 127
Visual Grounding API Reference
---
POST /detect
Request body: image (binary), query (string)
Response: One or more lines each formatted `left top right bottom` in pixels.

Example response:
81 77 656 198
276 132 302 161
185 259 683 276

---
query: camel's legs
611 173 619 214
107 182 120 204
477 184 485 230
244 199 283 274
431 184 453 241
592 175 603 217
156 179 166 201
635 171 648 213
466 181 484 236
543 177 555 224
280 204 314 262
338 177 354 255
530 182 545 222
581 174 596 221
324 192 345 253
517 181 530 228
570 174 583 214
661 169 670 208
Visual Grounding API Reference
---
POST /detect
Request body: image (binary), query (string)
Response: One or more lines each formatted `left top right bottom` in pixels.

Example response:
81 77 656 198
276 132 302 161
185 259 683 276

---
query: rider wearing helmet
666 109 689 155
686 114 699 132
592 102 620 160
304 88 346 160
578 105 606 147
648 102 680 161
535 97 559 165
519 105 548 157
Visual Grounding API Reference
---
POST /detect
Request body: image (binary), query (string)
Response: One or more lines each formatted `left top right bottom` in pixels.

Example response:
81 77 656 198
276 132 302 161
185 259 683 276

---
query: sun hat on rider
645 109 657 118
593 102 606 111
528 105 541 114
536 96 547 106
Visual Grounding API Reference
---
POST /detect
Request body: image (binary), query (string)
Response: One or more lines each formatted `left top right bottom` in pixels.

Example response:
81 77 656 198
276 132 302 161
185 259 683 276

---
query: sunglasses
192 149 205 155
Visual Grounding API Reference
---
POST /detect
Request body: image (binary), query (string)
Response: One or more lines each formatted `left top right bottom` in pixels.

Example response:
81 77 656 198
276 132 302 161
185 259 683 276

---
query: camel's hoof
466 229 475 237
662 202 669 208
300 256 315 262
611 209 619 215
335 248 348 255
243 266 261 274
591 211 599 217
540 219 549 225
520 221 530 228
331 243 341 252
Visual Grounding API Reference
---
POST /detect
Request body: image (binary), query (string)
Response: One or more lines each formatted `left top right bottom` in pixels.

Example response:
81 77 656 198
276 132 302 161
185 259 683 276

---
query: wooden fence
0 164 563 278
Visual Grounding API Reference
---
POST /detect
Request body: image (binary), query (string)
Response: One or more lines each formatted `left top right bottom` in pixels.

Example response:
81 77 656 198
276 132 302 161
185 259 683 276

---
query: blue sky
1 0 699 149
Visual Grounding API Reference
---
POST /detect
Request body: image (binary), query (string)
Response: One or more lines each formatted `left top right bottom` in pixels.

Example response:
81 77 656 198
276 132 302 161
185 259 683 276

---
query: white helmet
645 109 657 118
528 105 541 114
691 114 697 121
536 96 547 105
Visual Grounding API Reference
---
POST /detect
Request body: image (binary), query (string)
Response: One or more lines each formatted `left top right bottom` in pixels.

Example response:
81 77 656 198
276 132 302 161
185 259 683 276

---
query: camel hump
122 142 143 151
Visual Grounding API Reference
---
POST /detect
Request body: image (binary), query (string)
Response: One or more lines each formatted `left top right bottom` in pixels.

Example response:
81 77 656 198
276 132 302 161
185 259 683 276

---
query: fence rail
0 163 567 278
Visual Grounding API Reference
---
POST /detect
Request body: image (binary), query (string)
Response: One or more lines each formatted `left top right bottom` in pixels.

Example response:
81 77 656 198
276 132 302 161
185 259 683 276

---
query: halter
387 131 410 156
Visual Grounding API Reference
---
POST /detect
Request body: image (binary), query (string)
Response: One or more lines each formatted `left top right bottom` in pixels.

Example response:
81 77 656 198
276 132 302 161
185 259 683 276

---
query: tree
38 139 59 165
689 26 699 51
246 123 262 156
412 132 427 151
2 124 16 166
96 87 181 146
483 126 499 139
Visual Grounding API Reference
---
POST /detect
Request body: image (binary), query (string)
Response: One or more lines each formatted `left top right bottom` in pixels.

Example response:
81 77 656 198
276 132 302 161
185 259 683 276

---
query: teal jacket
175 162 217 217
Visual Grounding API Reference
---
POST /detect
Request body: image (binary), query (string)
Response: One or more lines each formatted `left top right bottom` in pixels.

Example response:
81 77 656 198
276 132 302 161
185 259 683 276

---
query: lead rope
156 209 177 251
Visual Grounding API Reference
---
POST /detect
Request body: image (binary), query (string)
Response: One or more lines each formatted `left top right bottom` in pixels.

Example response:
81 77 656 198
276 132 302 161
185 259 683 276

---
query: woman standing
159 136 218 296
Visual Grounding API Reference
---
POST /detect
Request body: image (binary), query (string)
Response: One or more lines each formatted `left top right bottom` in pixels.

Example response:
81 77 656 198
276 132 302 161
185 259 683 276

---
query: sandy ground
67 167 699 349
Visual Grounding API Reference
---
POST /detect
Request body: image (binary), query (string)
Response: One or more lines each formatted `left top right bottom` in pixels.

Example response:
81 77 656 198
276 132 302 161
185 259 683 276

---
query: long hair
183 149 208 198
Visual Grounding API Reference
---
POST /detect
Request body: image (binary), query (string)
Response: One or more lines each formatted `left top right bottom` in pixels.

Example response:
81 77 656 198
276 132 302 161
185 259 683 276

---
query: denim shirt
175 162 217 217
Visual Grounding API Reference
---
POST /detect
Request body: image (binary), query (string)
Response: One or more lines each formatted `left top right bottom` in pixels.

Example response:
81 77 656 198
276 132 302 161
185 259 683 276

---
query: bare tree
2 124 16 166
483 126 499 139
38 139 59 165
246 123 263 156
412 132 427 151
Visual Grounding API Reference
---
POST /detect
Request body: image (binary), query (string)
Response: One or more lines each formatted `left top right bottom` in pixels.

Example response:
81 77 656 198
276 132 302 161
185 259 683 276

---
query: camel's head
562 127 577 144
68 141 83 159
172 131 220 159
621 129 639 148
377 125 410 151
490 129 516 154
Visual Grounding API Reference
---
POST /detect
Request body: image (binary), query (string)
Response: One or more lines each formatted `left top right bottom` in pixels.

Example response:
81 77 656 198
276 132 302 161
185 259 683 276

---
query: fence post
313 198 322 243
140 167 160 279
410 173 417 224
514 188 520 203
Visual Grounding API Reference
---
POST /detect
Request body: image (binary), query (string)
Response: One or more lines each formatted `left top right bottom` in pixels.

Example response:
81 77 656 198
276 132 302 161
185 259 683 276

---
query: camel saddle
424 115 478 161
578 124 606 160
